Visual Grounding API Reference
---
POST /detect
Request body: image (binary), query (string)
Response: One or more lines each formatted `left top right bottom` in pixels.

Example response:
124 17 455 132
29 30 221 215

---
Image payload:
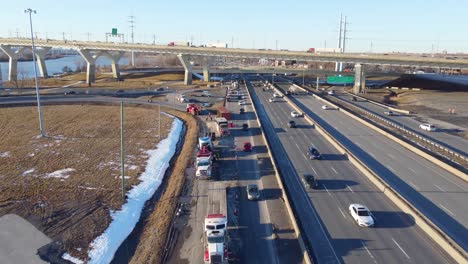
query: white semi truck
204 185 228 264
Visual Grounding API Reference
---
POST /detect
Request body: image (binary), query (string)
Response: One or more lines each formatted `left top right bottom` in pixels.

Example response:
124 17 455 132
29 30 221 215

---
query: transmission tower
129 15 136 66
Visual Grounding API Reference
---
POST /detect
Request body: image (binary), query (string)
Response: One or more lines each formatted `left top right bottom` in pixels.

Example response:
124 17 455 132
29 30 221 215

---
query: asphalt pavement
248 77 455 264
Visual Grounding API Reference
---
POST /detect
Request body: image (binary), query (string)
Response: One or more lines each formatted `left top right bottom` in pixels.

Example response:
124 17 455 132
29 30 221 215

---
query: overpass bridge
1 38 467 93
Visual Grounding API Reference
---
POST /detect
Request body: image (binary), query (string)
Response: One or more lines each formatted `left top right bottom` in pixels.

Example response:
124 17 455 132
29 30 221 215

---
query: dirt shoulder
0 104 178 261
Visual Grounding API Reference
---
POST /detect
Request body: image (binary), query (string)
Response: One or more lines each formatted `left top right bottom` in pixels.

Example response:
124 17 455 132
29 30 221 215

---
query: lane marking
408 181 419 191
323 184 332 197
439 204 456 217
434 184 445 192
408 167 416 174
331 167 338 174
368 152 375 157
347 185 354 193
387 165 395 172
338 207 347 219
392 238 410 259
310 166 318 175
360 241 378 264
388 153 395 159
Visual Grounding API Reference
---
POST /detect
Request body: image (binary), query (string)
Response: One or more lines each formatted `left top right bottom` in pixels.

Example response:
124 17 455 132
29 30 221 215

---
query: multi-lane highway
247 77 455 263
275 83 468 252
334 91 468 157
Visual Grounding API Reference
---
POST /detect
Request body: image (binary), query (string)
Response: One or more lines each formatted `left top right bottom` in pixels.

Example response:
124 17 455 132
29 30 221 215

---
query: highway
164 84 302 264
334 91 468 157
247 77 455 263
277 83 468 252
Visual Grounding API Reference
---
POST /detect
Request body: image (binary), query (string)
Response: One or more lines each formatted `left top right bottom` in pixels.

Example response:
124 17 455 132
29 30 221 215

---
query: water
0 55 129 80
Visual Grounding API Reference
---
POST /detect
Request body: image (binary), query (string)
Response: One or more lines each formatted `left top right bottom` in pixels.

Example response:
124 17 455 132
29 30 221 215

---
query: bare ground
0 104 192 262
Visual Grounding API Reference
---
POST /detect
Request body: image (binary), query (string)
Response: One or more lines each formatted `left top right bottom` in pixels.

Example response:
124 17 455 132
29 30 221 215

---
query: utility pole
231 36 234 49
25 8 45 137
15 28 20 38
335 14 343 72
153 34 156 45
129 15 136 66
120 101 126 199
340 16 348 72
86 32 91 42
61 32 66 41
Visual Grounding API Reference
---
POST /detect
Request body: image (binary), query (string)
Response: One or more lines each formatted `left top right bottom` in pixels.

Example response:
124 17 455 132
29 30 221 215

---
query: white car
273 92 283 98
238 100 247 105
328 90 335 95
291 111 301 118
420 123 436 131
322 105 330 110
349 204 374 227
269 97 278 103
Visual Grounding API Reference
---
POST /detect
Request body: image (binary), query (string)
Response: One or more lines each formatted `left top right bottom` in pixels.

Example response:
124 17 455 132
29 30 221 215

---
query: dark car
115 90 125 96
242 123 249 131
307 146 322 160
302 173 319 189
243 142 252 152
240 108 245 114
288 120 296 128
64 91 76 95
352 96 357 101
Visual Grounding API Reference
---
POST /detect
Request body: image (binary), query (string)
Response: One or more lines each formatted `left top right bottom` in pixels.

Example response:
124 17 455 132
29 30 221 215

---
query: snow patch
22 168 35 175
44 168 76 179
0 152 10 158
128 165 139 170
62 253 84 264
87 117 183 264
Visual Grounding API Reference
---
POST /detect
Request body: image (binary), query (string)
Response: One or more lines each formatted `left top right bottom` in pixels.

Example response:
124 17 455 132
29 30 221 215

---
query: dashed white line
323 184 332 196
408 167 416 174
388 153 395 159
361 241 378 264
439 204 456 217
392 238 410 259
310 166 318 175
347 185 354 193
338 207 347 219
434 184 445 192
331 167 338 174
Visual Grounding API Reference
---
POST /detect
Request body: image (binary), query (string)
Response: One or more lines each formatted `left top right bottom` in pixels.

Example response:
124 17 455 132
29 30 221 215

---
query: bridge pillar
353 64 366 94
202 57 211 82
177 54 193 85
0 45 18 81
103 51 125 79
34 47 51 78
77 49 98 84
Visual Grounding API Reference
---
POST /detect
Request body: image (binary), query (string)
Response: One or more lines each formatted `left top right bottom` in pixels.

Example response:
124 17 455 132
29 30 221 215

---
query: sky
1 0 467 53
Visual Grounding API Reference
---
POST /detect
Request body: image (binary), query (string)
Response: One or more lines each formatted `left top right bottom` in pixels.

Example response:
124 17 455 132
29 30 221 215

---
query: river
0 55 129 80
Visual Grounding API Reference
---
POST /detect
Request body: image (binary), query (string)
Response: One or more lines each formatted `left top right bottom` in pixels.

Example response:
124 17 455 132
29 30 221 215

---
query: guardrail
342 92 467 163
243 79 312 264
275 87 467 263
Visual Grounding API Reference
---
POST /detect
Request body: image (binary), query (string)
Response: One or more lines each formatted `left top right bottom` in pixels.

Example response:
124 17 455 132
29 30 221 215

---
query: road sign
112 28 118 35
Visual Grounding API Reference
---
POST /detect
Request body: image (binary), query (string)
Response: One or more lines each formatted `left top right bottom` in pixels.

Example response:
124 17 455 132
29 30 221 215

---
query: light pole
302 68 305 86
25 8 45 137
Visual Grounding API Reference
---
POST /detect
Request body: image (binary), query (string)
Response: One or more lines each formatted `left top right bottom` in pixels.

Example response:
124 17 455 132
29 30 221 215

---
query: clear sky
1 0 467 53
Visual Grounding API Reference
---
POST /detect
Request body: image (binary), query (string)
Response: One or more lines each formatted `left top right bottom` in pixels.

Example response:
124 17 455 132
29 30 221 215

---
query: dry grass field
0 104 197 261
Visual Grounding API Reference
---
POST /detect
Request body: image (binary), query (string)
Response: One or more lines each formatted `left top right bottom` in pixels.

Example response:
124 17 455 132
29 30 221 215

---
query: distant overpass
1 38 467 93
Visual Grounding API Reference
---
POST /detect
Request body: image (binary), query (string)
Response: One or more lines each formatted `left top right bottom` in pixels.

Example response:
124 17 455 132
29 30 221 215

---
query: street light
25 8 45 137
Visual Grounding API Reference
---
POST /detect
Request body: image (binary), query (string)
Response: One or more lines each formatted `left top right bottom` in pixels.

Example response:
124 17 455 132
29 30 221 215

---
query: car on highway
384 110 394 116
238 100 248 105
239 108 245 114
419 123 436 131
352 96 357 101
307 146 322 160
322 105 330 110
242 123 249 131
288 120 296 128
243 142 252 152
328 90 335 95
290 111 302 118
114 90 125 96
273 92 283 98
64 91 76 95
349 204 374 227
269 97 279 103
246 184 260 201
301 173 319 189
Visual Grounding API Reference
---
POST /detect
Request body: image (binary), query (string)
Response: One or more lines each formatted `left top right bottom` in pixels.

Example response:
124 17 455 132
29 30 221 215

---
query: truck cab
196 157 212 178
204 230 228 264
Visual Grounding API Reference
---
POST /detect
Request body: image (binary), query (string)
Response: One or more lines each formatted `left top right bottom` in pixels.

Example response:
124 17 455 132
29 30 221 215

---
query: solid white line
361 241 378 264
392 238 411 259
323 184 332 196
310 166 318 175
408 181 419 191
439 204 456 217
338 207 347 219
347 185 354 193
331 167 338 174
434 184 445 192
387 165 394 172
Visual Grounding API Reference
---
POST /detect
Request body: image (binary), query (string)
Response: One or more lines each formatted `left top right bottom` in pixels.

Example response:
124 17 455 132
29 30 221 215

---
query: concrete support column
0 45 18 81
34 47 51 78
104 51 125 79
353 63 366 94
77 49 97 84
202 57 211 82
177 54 193 85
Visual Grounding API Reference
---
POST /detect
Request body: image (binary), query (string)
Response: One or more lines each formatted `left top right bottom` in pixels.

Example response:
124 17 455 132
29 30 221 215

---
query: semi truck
196 146 213 179
168 41 190 46
186 103 201 115
204 184 228 263
215 117 230 136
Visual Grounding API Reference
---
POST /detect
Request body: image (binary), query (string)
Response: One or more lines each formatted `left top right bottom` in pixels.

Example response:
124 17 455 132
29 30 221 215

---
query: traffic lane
336 93 468 157
293 95 468 251
247 81 342 263
257 87 452 263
